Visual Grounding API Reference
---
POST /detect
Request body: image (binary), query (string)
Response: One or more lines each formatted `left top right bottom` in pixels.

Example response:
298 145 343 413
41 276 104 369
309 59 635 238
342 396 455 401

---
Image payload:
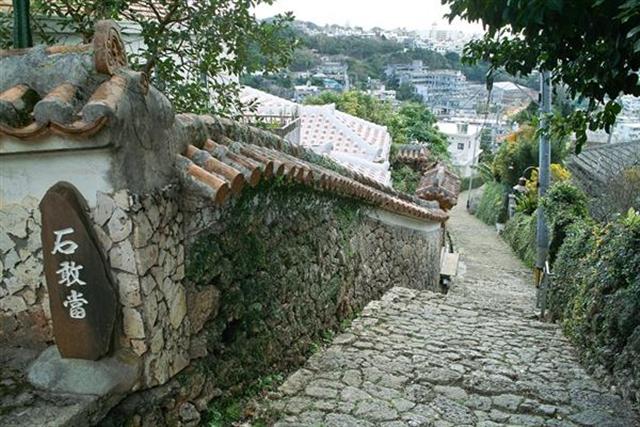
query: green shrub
391 165 421 194
492 125 569 186
474 181 509 225
515 191 538 215
541 182 589 263
547 219 595 321
552 210 640 378
502 211 537 268
460 174 485 192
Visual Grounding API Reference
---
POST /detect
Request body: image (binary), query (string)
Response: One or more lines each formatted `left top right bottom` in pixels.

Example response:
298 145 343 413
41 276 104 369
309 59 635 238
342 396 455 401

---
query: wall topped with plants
500 180 640 404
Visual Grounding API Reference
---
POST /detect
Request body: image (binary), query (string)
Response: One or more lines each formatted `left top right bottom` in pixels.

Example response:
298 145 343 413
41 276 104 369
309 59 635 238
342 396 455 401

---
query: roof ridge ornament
93 20 128 76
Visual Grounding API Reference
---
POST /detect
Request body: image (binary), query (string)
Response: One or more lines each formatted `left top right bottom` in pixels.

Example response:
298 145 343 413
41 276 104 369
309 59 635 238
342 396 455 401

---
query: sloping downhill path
264 198 639 426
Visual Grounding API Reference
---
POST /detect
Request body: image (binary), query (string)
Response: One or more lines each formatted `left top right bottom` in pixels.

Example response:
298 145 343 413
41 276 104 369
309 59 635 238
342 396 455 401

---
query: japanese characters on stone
52 227 88 319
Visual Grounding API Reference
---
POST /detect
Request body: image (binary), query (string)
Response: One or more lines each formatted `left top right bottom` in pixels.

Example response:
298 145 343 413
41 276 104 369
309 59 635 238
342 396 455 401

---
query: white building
367 86 397 103
438 121 483 178
240 87 392 186
491 82 537 110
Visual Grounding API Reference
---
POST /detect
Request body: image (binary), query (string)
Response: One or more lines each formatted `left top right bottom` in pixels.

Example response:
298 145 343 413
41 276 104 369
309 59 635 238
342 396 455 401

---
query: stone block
133 213 154 248
110 240 137 274
123 307 145 339
150 328 164 354
136 244 159 276
131 339 148 356
169 285 187 329
113 191 131 211
0 295 27 313
107 208 133 243
0 205 29 239
116 272 142 308
0 231 14 254
94 192 116 227
140 274 158 296
28 346 140 396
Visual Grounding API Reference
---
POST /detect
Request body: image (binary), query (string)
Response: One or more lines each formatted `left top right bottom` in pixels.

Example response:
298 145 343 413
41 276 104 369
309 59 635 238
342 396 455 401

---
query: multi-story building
438 120 483 178
386 61 467 113
413 70 467 114
491 82 537 110
367 86 397 103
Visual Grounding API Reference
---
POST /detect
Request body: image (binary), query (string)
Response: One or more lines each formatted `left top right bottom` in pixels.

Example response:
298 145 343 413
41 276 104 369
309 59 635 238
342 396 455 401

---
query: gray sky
254 0 483 33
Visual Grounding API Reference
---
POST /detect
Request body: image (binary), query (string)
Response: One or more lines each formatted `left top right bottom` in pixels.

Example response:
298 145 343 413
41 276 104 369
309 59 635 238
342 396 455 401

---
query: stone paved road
262 198 639 426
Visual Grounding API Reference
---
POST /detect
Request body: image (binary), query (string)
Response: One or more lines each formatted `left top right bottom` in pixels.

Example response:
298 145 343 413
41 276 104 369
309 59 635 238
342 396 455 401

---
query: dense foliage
444 0 640 152
500 178 640 396
388 103 449 159
492 125 569 186
540 181 589 263
3 1 296 114
474 181 509 225
502 211 537 268
551 209 640 395
390 165 421 194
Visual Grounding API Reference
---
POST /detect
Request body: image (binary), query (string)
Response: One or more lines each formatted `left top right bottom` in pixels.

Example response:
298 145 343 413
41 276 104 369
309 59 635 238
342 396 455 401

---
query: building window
457 143 465 150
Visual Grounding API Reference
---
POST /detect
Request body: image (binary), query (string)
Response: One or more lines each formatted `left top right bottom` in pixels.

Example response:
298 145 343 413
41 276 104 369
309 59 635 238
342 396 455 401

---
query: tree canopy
2 1 296 114
443 0 640 152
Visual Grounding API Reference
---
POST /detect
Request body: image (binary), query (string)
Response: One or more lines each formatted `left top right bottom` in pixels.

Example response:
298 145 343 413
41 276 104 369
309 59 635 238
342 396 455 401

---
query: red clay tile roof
177 135 448 223
416 163 461 211
0 21 129 140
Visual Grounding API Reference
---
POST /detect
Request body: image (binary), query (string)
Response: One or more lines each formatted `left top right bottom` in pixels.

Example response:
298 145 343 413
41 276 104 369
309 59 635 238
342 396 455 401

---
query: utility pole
536 70 552 279
12 0 33 48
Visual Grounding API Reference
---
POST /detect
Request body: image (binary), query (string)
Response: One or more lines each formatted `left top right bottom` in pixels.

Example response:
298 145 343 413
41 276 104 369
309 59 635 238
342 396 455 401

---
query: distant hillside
245 19 538 96
287 21 536 90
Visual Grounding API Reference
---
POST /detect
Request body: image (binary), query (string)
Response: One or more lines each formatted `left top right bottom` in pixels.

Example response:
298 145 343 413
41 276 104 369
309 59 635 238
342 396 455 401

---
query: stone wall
1 179 442 426
103 181 442 425
0 196 51 347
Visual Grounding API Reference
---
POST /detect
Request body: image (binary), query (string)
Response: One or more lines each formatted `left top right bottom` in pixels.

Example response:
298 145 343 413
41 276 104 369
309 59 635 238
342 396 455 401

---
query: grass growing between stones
206 310 363 426
206 373 285 427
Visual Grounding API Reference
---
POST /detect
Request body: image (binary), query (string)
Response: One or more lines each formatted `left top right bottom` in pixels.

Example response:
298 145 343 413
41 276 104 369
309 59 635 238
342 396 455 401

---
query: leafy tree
492 125 569 186
444 0 640 152
444 51 461 64
289 46 321 72
389 103 449 159
396 82 424 103
6 1 296 114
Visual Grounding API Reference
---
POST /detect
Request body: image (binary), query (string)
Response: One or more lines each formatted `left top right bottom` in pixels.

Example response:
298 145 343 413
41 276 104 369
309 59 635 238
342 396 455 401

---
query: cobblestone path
263 199 639 426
